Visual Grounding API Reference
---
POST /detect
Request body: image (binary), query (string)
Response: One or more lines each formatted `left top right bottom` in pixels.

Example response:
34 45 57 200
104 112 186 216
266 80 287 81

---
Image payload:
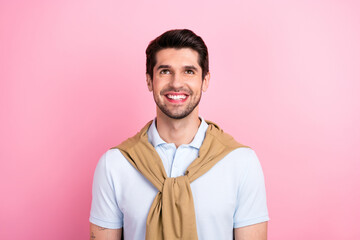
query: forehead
154 48 200 67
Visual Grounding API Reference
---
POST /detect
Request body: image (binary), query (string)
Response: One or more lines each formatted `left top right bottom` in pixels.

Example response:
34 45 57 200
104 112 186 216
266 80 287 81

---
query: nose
169 72 183 89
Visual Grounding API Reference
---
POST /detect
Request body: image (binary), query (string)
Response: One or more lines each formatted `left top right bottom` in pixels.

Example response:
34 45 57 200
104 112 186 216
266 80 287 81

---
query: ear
146 74 153 92
202 72 210 92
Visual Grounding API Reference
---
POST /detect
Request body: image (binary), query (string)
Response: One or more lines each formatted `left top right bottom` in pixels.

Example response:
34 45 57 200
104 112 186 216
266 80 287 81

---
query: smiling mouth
165 94 189 103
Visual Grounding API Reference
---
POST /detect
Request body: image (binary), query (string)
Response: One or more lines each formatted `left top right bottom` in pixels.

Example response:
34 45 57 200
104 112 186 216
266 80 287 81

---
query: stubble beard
154 91 202 120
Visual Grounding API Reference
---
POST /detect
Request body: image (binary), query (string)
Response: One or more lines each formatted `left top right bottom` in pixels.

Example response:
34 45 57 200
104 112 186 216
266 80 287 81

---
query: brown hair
146 29 209 80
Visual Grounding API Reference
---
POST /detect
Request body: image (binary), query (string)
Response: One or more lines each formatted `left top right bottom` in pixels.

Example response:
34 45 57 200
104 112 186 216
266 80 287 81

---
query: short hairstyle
146 29 209 80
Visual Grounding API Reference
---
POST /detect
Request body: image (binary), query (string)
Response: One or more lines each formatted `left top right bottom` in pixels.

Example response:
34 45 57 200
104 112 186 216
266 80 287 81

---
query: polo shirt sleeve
233 149 269 228
89 151 124 229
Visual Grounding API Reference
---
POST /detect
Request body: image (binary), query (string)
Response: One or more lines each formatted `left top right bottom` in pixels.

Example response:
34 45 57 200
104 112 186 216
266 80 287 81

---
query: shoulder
105 148 126 161
95 148 131 174
221 147 264 177
100 148 126 163
205 122 249 151
224 147 259 164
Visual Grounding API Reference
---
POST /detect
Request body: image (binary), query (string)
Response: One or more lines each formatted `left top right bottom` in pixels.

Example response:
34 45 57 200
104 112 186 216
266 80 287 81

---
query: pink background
1 0 359 239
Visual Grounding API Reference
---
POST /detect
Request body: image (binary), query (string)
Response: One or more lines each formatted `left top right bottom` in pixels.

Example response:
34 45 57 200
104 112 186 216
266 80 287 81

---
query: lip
164 92 189 104
164 91 189 96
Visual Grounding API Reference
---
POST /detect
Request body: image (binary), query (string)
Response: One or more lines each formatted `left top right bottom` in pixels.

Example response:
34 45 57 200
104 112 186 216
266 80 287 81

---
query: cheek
189 80 203 91
151 79 163 91
153 84 166 95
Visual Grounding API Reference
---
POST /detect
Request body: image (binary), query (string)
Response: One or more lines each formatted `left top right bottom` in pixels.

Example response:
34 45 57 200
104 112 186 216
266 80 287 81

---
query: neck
156 109 201 148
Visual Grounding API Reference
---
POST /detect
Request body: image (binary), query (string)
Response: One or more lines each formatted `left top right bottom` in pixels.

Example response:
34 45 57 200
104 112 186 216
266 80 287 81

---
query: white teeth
167 94 187 100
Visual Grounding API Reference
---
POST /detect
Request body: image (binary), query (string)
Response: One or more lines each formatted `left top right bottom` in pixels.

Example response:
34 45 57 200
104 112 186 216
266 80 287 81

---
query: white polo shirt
90 118 269 240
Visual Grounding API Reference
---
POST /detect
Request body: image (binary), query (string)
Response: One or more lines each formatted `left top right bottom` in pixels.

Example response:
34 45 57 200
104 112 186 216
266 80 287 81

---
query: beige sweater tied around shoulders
112 120 248 240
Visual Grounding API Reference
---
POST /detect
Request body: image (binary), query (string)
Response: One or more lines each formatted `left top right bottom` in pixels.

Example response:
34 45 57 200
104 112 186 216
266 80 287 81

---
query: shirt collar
147 117 209 149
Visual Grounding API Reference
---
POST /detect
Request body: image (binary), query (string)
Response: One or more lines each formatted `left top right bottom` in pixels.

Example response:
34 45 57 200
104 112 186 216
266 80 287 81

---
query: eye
185 70 195 74
160 69 171 74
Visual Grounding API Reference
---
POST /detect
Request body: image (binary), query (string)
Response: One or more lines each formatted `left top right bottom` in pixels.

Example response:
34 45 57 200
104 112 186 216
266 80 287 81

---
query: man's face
146 48 210 120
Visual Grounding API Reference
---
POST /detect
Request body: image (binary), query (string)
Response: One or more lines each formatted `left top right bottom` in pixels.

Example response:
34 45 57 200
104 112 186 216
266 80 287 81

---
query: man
90 29 269 240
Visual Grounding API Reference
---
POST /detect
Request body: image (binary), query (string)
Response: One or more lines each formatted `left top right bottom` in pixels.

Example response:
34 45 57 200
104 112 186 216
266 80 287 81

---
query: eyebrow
156 65 199 71
184 65 198 71
157 65 171 70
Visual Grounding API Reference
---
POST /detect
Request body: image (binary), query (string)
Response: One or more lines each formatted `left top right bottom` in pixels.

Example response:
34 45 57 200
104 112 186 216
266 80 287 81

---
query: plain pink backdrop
1 0 359 239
